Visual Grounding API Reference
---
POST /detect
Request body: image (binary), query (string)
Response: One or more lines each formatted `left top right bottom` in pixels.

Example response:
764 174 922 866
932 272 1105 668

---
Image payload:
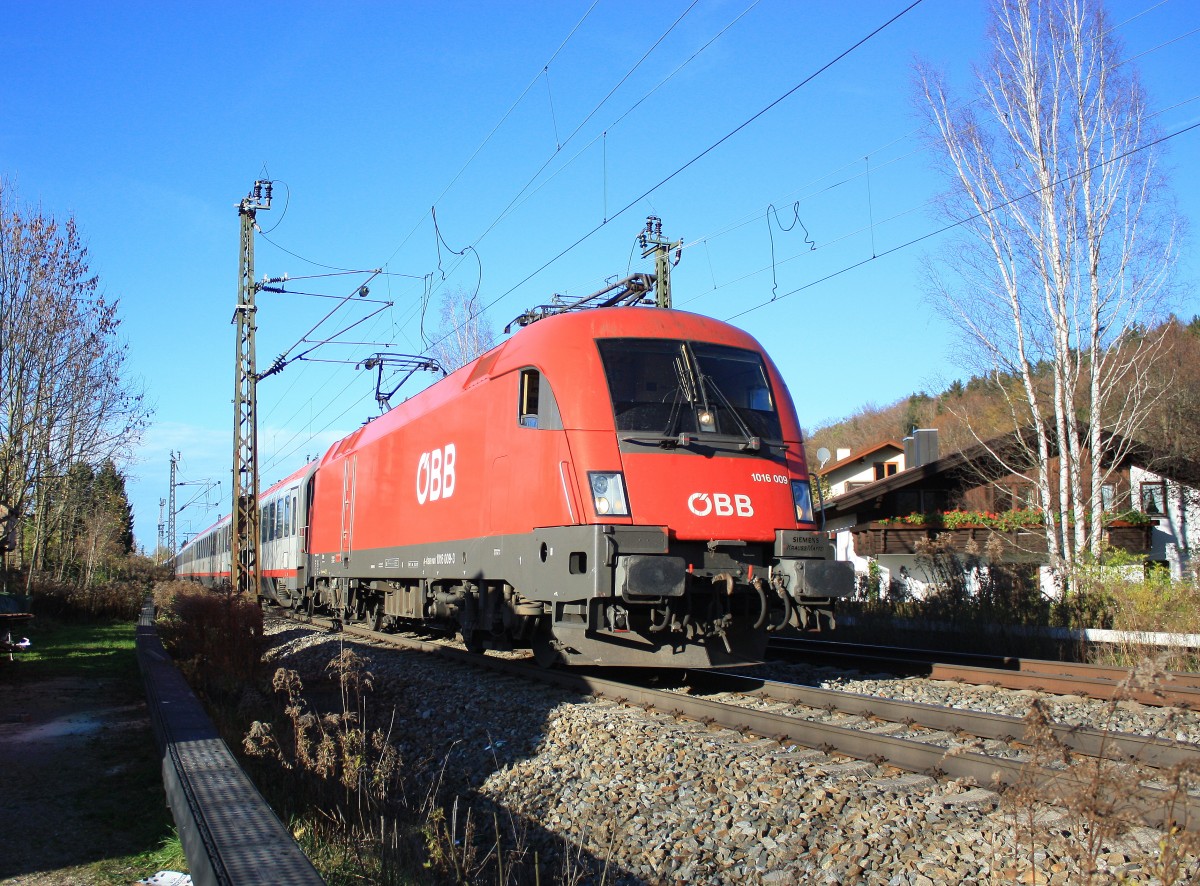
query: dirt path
0 672 167 885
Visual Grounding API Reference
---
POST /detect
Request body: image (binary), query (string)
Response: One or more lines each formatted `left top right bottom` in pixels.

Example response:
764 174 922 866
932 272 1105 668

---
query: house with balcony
820 439 907 498
821 429 1199 598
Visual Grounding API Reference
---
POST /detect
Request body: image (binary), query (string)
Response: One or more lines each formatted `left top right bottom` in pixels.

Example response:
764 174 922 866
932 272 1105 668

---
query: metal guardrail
135 602 324 886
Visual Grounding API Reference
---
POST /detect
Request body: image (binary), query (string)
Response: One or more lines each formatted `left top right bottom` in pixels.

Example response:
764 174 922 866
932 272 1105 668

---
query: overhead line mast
503 218 682 331
232 180 271 598
638 216 682 309
168 450 179 558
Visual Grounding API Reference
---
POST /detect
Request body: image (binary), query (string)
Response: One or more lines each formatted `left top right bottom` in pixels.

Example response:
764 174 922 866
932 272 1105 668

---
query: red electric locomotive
178 303 852 667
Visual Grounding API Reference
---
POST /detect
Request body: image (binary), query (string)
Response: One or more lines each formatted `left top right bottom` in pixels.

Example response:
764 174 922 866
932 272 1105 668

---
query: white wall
1128 466 1199 580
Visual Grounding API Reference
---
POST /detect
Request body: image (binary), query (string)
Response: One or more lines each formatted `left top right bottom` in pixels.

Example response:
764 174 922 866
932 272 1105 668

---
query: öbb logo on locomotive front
686 492 754 517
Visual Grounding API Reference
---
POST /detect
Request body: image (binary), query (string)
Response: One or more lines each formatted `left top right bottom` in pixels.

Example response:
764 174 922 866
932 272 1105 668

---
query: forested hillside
805 315 1200 467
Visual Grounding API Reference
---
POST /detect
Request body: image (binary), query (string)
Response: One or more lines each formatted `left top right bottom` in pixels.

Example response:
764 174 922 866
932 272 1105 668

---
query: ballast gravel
260 621 1200 885
754 660 1200 746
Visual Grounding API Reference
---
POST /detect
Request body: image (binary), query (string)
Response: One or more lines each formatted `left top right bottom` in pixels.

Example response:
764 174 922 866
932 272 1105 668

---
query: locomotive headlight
588 471 630 517
791 479 814 524
697 409 716 432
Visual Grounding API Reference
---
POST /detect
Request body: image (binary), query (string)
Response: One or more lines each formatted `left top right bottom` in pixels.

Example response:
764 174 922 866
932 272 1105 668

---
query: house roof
820 439 905 475
823 428 1200 520
824 444 976 514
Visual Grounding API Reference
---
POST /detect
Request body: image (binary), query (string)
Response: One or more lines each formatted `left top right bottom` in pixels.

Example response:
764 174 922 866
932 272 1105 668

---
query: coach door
283 485 298 570
340 455 357 563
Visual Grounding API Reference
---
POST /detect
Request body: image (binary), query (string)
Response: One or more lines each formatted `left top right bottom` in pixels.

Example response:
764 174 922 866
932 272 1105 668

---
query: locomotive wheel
367 602 383 632
461 628 486 655
532 629 564 668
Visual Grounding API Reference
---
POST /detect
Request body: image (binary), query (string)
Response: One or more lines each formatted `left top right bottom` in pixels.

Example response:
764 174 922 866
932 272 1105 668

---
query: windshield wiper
620 433 695 449
699 373 761 451
661 353 694 441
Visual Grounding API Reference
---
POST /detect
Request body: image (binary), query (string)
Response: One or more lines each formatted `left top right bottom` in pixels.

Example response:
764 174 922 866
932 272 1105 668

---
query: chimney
903 428 939 469
836 448 851 461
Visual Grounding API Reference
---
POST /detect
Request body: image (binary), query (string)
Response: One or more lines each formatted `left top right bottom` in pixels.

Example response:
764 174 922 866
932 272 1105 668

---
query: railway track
686 670 1200 771
768 636 1200 708
280 610 1200 833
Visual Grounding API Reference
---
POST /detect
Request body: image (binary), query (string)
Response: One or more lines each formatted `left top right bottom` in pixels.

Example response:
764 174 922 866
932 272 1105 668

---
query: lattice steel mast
168 451 179 557
231 181 271 597
638 216 682 309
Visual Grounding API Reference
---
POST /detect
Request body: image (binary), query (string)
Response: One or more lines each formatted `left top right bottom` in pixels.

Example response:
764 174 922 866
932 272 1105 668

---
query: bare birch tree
428 287 497 372
0 180 151 577
916 0 1180 577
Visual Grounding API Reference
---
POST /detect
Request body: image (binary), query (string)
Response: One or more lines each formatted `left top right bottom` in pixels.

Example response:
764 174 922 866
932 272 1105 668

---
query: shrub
154 580 264 699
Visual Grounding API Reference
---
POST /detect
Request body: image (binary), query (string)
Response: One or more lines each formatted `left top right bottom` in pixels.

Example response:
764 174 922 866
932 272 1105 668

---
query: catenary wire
380 0 603 267
465 0 1193 313
725 120 1200 322
419 0 928 360
470 0 765 243
257 0 1193 474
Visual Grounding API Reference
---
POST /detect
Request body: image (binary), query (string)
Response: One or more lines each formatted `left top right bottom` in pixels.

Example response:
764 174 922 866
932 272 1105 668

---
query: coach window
291 493 298 536
277 499 285 539
518 368 563 430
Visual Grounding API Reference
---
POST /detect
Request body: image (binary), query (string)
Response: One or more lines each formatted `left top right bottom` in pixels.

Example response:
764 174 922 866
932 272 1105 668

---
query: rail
769 636 1200 708
287 612 1200 833
135 602 325 886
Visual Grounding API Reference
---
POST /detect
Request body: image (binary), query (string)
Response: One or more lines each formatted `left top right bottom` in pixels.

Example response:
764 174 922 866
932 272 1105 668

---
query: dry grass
152 582 619 883
237 648 621 885
12 562 164 621
1072 568 1200 671
995 662 1200 884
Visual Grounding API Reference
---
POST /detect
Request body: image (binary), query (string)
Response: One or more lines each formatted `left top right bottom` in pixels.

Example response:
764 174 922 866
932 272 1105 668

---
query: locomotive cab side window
519 370 540 427
517 368 563 430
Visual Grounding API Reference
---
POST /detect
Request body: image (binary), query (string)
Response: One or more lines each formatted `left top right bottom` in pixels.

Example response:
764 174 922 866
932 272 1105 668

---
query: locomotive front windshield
596 338 783 441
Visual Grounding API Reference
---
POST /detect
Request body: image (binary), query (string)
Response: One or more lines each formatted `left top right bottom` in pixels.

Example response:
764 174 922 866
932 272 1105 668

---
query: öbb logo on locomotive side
687 492 754 517
416 444 456 504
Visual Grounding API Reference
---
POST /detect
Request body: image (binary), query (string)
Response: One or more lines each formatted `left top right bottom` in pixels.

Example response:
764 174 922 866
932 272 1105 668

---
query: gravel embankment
262 620 1200 885
750 660 1200 745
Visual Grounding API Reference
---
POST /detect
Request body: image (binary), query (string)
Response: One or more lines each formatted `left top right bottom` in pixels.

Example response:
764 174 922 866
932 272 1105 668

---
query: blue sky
3 0 1197 551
